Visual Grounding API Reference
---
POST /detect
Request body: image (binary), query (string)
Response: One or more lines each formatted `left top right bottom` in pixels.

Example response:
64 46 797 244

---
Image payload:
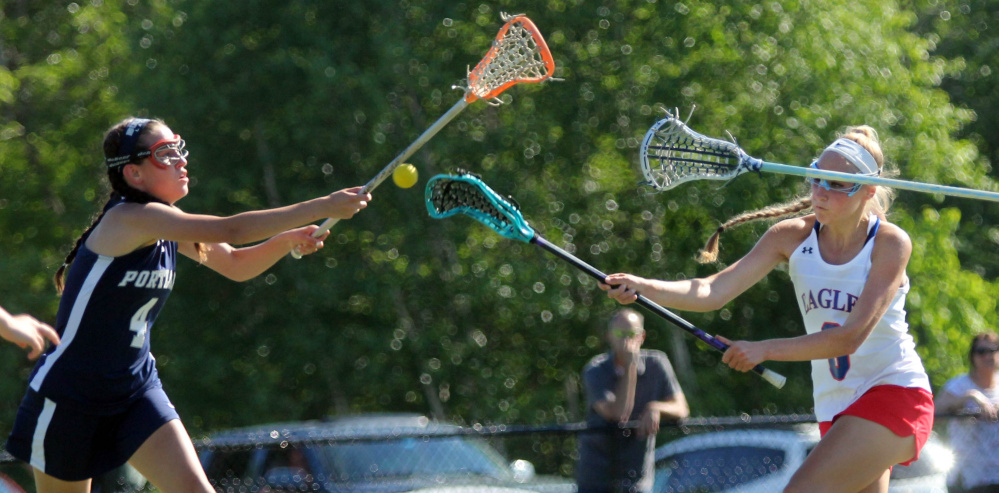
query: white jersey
788 215 930 421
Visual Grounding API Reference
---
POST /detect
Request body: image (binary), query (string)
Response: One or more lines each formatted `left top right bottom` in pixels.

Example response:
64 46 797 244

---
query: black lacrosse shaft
531 235 780 381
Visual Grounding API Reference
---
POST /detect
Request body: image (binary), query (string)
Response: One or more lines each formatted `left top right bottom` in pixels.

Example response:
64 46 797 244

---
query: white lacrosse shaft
290 98 471 259
748 160 999 202
642 113 999 202
290 13 553 259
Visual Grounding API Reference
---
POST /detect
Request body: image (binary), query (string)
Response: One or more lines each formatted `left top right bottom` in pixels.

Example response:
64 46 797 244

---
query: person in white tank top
789 213 929 422
601 126 933 493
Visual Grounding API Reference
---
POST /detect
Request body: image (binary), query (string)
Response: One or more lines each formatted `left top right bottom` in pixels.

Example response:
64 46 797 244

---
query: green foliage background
2 0 999 440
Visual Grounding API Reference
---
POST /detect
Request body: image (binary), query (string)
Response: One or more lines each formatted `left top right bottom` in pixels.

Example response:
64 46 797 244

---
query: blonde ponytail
696 197 813 264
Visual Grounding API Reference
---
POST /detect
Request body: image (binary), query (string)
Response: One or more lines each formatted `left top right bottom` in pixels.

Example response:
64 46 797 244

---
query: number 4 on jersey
129 298 158 348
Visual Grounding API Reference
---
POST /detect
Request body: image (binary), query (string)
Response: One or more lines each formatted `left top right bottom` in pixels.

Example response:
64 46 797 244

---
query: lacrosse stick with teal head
425 172 787 389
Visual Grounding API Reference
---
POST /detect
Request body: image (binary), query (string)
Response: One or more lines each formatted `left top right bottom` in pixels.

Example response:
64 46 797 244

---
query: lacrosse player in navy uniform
603 126 933 493
6 117 371 492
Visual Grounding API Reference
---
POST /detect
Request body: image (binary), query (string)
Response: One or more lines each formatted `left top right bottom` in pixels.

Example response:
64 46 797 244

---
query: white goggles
806 162 863 196
142 135 189 168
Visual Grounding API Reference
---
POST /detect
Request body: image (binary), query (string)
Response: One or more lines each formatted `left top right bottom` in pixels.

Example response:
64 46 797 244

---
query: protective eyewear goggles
806 162 863 197
136 135 188 169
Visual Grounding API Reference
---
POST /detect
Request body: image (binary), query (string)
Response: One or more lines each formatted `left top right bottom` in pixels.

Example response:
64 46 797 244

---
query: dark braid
53 172 168 294
54 117 204 293
696 197 813 264
53 191 117 293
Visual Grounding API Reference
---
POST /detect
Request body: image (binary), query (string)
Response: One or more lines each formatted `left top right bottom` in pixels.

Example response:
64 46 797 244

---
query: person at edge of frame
0 305 59 360
935 332 999 493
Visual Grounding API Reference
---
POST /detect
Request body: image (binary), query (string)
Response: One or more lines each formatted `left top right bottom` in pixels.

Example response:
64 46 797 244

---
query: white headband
822 138 880 175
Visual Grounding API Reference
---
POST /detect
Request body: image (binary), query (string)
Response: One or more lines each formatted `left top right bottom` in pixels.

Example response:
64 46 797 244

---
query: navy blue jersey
28 238 177 415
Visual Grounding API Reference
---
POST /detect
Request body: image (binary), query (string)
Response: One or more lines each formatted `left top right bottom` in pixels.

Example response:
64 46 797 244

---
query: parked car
652 425 953 493
197 413 576 493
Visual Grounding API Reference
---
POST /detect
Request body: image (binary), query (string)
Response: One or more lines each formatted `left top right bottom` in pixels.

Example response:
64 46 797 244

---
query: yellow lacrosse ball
392 163 418 189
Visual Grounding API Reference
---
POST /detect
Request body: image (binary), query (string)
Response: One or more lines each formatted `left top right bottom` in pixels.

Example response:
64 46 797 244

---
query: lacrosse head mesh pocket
425 173 536 242
465 13 556 103
640 113 759 192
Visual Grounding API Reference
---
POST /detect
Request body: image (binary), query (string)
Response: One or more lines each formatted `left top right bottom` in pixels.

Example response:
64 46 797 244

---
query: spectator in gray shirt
576 308 689 493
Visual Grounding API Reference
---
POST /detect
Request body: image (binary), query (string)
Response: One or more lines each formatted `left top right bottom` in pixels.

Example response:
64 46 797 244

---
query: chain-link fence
0 413 993 492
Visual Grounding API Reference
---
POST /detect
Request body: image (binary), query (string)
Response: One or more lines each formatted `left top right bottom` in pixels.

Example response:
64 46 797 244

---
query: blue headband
106 118 152 168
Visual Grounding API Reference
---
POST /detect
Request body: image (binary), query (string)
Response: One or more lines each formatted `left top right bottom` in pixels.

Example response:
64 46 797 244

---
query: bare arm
178 225 330 281
720 222 913 371
592 365 637 423
88 187 370 257
0 306 60 360
646 392 690 421
935 383 999 420
592 337 642 422
601 218 807 311
637 391 690 437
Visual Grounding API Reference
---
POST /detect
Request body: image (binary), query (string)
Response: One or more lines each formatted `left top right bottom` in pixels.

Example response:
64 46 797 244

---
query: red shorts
818 385 934 466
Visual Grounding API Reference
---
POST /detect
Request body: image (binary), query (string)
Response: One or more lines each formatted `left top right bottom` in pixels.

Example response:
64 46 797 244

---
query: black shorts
5 386 179 481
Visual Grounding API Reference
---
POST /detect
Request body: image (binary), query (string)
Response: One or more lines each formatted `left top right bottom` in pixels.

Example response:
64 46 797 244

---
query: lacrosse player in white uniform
602 125 933 493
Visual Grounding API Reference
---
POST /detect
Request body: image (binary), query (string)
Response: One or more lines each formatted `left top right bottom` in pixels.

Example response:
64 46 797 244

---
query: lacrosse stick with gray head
640 110 999 201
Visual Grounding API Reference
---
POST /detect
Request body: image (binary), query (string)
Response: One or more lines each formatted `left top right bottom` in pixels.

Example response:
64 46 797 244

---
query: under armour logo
802 247 813 254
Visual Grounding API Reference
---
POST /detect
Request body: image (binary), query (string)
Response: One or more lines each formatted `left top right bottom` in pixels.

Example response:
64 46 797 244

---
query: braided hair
696 125 894 264
696 197 813 264
54 117 204 293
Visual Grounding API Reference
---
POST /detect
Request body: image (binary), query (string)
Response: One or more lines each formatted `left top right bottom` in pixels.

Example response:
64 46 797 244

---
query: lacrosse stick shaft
642 114 999 203
294 14 553 259
290 99 471 259
753 161 999 202
367 99 470 193
531 235 787 389
316 98 469 235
